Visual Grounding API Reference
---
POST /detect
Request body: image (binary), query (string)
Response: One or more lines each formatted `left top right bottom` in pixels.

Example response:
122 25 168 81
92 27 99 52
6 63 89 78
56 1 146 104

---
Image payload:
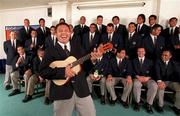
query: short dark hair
128 22 136 26
116 48 126 53
90 23 96 27
50 26 55 29
39 18 45 23
55 22 70 30
112 16 119 21
169 17 178 22
138 14 146 23
162 49 172 55
149 15 157 20
150 24 162 32
97 15 103 19
107 23 114 28
59 18 65 23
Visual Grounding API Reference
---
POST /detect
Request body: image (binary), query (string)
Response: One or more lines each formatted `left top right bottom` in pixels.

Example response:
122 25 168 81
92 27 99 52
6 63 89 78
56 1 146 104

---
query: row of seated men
86 46 180 115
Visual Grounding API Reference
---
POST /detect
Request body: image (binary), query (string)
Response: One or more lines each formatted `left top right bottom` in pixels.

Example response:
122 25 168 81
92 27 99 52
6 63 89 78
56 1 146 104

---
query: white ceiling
0 0 104 10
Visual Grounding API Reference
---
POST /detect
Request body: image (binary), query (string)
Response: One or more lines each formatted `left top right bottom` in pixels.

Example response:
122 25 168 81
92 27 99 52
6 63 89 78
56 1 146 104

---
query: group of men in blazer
3 13 180 116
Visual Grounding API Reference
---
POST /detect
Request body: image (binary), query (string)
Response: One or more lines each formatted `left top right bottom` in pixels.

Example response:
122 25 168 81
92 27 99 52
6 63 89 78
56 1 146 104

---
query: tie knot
64 44 67 49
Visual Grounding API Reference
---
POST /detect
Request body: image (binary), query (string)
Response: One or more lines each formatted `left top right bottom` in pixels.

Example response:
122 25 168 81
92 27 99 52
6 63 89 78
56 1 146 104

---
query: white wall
159 0 180 28
0 6 52 59
71 0 154 26
0 0 180 58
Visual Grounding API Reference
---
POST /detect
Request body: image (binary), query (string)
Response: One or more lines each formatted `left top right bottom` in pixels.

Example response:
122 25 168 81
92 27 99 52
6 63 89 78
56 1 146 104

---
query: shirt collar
58 41 71 51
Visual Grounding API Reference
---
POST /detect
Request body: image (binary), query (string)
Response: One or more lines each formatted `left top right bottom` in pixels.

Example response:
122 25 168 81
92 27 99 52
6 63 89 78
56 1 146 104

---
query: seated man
86 44 109 104
106 48 133 108
156 49 180 115
9 45 32 96
22 48 51 104
132 47 157 114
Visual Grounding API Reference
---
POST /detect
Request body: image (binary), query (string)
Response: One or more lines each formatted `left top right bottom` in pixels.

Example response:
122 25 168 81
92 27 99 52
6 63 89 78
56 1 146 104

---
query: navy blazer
32 56 42 75
45 35 57 49
3 40 20 65
95 24 107 35
39 40 90 100
82 32 100 53
73 24 89 44
25 38 43 58
155 59 180 82
12 54 32 76
136 24 150 37
115 24 128 42
132 58 153 78
18 26 34 45
125 32 142 59
101 32 124 49
90 55 109 76
162 27 179 48
36 27 50 45
143 34 165 60
108 57 132 78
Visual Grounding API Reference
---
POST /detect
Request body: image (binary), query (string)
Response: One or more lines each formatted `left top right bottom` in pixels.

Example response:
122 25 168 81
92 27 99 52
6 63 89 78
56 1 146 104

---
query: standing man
40 23 99 116
96 15 106 35
25 30 43 58
18 19 34 45
112 16 128 44
101 23 124 50
73 16 89 45
3 31 20 90
143 24 165 60
82 23 100 53
136 14 150 37
36 18 50 46
45 26 57 48
125 22 142 60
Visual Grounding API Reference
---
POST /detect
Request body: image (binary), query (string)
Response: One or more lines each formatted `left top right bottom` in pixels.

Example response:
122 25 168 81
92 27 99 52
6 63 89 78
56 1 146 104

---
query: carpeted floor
0 74 176 116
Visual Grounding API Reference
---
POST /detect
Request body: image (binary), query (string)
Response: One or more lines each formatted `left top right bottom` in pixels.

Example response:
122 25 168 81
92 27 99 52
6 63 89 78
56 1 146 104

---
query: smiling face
55 24 71 44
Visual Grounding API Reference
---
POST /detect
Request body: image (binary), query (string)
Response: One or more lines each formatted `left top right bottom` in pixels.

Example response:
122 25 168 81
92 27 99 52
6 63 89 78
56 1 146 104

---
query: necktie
64 45 70 56
137 25 140 32
140 59 143 67
108 34 112 42
118 59 122 67
26 27 29 33
81 24 84 29
12 40 15 49
99 25 102 32
129 33 132 39
170 28 173 35
115 25 118 32
90 34 93 42
21 55 25 63
43 27 46 34
52 36 55 46
154 36 157 45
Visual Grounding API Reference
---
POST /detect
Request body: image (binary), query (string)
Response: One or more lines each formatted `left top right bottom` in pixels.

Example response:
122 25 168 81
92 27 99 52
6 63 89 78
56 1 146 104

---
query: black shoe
120 100 129 109
44 97 50 105
8 89 20 96
110 99 117 106
100 95 105 104
146 104 154 114
5 85 11 90
22 95 32 103
170 106 180 115
134 102 140 111
156 106 164 113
